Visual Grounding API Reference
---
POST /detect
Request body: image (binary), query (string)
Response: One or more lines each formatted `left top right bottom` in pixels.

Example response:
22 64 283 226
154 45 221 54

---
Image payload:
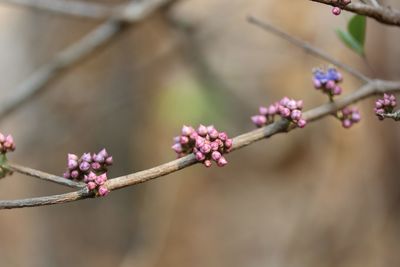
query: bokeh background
0 0 400 266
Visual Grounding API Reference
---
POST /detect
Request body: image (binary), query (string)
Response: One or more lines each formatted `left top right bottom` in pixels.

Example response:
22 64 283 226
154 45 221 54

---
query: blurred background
0 0 399 266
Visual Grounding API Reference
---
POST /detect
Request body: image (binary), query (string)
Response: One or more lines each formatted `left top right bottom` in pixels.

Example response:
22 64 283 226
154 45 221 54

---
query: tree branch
247 15 370 83
0 79 399 209
5 163 85 188
311 0 400 27
0 0 174 122
0 0 112 19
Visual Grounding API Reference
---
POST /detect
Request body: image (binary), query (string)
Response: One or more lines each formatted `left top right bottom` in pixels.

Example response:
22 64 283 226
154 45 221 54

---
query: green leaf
348 15 366 47
336 29 364 56
336 15 366 57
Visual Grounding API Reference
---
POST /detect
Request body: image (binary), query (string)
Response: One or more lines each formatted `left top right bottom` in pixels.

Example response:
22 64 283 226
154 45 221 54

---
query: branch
311 0 400 27
5 163 85 188
0 0 112 19
1 79 399 209
247 15 370 83
0 0 173 122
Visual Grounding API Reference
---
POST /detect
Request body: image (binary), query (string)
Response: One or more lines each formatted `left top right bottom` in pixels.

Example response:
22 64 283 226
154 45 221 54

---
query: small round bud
87 182 97 191
297 119 307 128
217 157 228 167
98 186 110 197
332 7 341 16
204 160 212 168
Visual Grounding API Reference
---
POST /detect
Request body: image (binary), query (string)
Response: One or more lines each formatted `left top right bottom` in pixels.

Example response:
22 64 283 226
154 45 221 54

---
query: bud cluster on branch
331 0 351 16
172 125 232 168
251 97 307 128
63 149 113 196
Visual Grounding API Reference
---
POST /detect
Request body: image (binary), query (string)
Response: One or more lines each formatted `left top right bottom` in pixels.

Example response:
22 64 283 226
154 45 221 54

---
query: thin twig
1 79 400 209
311 0 400 27
0 0 112 19
5 163 85 188
247 15 370 83
0 0 174 122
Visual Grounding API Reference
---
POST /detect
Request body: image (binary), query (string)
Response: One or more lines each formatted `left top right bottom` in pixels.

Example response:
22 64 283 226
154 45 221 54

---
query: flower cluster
63 148 112 196
0 133 15 154
374 94 397 120
339 107 361 128
0 133 15 178
331 0 351 16
172 125 232 167
251 97 307 128
313 67 343 97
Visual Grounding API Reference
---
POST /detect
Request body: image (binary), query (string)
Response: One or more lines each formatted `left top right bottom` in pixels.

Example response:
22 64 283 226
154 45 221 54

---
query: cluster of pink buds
83 172 109 197
374 94 397 120
63 148 112 196
313 67 343 97
251 97 307 128
339 107 361 128
0 133 15 154
331 0 351 16
172 125 232 167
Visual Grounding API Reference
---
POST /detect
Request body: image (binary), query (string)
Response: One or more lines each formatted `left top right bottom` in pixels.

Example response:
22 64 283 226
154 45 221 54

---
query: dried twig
311 0 400 27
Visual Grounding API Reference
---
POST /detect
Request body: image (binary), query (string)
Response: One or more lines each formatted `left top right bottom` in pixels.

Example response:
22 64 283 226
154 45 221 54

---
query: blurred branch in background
0 0 112 19
247 16 370 82
311 0 400 26
0 0 175 122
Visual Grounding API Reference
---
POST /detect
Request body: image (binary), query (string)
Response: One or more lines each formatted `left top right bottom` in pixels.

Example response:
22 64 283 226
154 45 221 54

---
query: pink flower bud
259 106 268 115
71 170 79 179
375 101 383 108
195 151 205 161
268 104 277 114
210 142 219 151
217 156 228 167
296 100 304 110
333 86 342 95
95 174 107 185
225 139 233 149
98 186 110 197
218 132 228 141
280 97 290 106
0 133 4 142
81 153 92 162
291 110 302 121
180 136 189 144
197 125 208 136
189 132 198 140
68 159 78 170
172 143 183 153
326 80 335 89
79 161 90 172
91 162 101 170
63 171 71 179
209 129 219 139
68 153 79 161
200 143 211 154
93 153 105 163
195 137 205 148
181 125 193 136
287 100 297 110
251 115 266 127
342 119 352 128
98 148 108 158
313 79 322 89
105 156 113 165
211 151 222 161
204 160 212 168
280 107 291 118
297 119 307 128
351 112 361 122
87 171 97 181
87 181 97 191
5 135 13 144
332 7 341 15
